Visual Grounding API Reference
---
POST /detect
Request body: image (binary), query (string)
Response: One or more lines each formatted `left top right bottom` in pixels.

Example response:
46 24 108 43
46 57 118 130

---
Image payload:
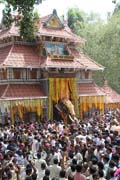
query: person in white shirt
97 134 105 146
32 137 38 154
74 150 83 164
103 155 110 177
51 137 56 147
34 152 47 175
58 122 64 135
53 148 62 165
48 158 62 179
38 162 46 180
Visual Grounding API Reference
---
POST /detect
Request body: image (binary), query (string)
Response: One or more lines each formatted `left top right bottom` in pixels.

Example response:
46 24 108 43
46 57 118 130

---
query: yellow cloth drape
89 96 92 108
48 78 53 119
79 95 105 118
40 99 43 117
10 101 14 124
79 97 83 118
9 98 45 122
18 101 23 119
101 96 105 114
105 103 120 109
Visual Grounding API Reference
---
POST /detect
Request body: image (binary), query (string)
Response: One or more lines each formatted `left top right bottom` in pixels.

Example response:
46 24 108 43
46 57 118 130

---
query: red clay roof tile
40 57 85 69
102 85 120 103
0 15 85 43
0 85 7 97
0 45 42 68
70 48 104 71
0 84 46 99
0 46 11 66
78 83 105 96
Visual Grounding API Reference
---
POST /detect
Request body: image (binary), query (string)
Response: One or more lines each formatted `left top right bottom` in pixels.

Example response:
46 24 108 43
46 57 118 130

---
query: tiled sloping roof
0 45 42 68
0 46 12 67
64 26 85 43
37 23 85 43
0 15 85 44
0 29 9 39
40 57 85 69
38 14 85 43
102 85 120 103
40 14 51 23
0 24 19 39
40 47 104 70
38 24 71 38
70 48 104 71
78 83 105 96
0 85 7 97
0 84 46 99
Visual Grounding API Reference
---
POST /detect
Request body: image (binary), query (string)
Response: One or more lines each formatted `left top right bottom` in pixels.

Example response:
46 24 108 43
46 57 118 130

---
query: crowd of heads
0 108 120 180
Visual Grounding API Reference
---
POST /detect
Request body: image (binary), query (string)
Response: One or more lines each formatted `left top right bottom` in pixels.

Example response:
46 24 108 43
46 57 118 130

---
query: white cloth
34 158 47 172
48 164 62 179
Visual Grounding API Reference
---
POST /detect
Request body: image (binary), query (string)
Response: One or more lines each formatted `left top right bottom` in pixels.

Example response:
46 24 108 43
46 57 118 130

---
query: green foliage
83 14 120 93
2 3 13 29
67 8 85 34
1 0 45 40
113 2 120 14
33 10 40 19
4 0 45 11
67 8 120 93
20 11 36 41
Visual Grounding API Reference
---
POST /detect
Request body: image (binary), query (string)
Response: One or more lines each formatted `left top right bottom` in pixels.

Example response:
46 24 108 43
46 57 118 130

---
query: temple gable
44 9 64 29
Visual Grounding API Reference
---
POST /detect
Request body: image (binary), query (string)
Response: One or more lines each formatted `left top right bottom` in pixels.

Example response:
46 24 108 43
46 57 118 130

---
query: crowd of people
0 108 120 180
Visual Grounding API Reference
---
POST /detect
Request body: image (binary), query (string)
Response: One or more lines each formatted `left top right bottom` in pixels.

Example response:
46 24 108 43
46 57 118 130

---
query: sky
36 0 116 19
0 0 116 21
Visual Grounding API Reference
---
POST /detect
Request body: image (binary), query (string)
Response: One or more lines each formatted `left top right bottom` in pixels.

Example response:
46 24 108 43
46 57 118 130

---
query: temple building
0 9 114 124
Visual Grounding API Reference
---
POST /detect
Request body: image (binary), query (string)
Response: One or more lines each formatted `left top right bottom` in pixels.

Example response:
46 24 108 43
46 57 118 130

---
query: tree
67 8 85 34
113 2 120 14
67 8 120 93
1 0 45 40
2 3 13 29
